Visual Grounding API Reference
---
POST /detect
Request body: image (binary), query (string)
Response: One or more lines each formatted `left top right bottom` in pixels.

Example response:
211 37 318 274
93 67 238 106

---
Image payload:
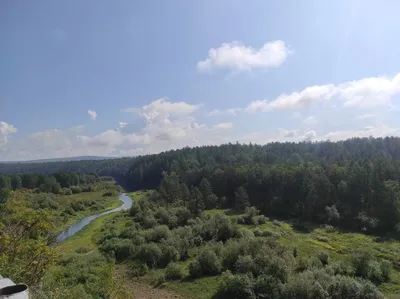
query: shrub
322 224 337 233
158 245 180 267
331 261 354 276
136 243 162 268
102 191 117 197
380 259 392 282
236 229 255 239
254 274 282 299
197 249 222 275
145 225 170 243
152 271 165 286
251 215 267 225
235 255 254 274
316 235 329 243
115 242 135 262
75 247 91 254
254 229 281 239
143 214 158 229
272 220 282 226
131 261 149 277
189 260 203 278
327 275 384 299
165 262 185 280
216 271 255 299
64 188 72 195
70 186 82 194
317 250 329 266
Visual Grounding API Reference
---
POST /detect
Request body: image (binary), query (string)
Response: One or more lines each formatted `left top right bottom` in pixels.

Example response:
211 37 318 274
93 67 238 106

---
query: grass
51 190 122 233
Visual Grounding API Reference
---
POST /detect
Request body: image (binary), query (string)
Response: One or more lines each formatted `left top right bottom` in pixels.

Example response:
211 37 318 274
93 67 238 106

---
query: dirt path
130 282 184 299
112 266 185 299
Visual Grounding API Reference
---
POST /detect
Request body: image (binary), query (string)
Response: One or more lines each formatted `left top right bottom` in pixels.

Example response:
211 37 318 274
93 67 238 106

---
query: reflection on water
55 193 132 243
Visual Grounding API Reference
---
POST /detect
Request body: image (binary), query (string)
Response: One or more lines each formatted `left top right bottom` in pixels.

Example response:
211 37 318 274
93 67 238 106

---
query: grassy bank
51 190 122 234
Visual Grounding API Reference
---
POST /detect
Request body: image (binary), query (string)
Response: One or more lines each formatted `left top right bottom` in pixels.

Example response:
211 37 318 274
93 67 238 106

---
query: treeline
0 172 114 202
125 137 400 235
0 157 134 184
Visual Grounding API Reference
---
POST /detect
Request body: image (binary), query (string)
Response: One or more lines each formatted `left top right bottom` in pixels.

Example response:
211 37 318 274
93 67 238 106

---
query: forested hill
0 157 134 183
125 137 400 236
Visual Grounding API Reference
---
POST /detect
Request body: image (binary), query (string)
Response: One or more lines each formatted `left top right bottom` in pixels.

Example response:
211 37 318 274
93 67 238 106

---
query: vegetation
4 137 400 298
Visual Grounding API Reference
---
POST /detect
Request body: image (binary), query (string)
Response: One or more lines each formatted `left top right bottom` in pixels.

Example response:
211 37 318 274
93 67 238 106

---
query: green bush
316 235 329 243
197 249 222 275
158 245 180 267
131 261 149 277
252 215 267 225
254 229 281 239
380 259 392 282
75 247 91 254
254 274 282 299
317 250 329 266
115 242 135 261
165 262 185 280
136 243 162 268
145 225 170 243
143 214 158 229
189 260 203 278
216 271 255 299
235 255 254 274
152 271 166 286
70 186 82 194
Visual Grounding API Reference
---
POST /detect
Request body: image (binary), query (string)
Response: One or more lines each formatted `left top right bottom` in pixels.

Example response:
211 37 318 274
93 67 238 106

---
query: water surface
55 193 132 243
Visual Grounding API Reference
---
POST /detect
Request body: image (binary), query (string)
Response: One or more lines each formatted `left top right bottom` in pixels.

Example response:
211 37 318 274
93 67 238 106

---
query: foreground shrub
136 243 162 268
152 271 165 286
158 245 180 267
165 262 185 280
216 271 255 299
197 249 222 275
254 274 283 299
145 225 170 243
235 255 254 274
189 260 203 278
317 250 329 266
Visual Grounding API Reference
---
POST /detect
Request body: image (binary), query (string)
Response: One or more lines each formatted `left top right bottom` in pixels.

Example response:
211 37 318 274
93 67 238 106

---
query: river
55 193 133 243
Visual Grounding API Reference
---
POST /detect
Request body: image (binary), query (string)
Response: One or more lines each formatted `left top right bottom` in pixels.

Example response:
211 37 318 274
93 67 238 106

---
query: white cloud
323 124 400 141
302 116 318 125
118 122 128 129
304 130 317 141
246 73 400 112
207 108 241 117
123 98 200 123
197 40 292 72
88 110 97 120
356 114 375 120
213 122 233 129
0 121 17 146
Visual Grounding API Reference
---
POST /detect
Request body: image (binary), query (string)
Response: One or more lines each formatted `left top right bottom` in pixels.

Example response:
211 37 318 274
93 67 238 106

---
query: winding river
55 193 133 243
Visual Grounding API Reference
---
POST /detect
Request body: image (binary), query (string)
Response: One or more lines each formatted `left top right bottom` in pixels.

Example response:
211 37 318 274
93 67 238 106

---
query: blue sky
2 0 400 161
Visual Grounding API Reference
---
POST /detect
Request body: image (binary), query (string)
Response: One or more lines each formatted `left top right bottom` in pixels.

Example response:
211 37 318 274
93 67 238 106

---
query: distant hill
1 156 114 164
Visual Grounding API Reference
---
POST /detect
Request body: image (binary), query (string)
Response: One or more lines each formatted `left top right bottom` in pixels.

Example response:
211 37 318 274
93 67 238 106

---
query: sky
2 0 400 161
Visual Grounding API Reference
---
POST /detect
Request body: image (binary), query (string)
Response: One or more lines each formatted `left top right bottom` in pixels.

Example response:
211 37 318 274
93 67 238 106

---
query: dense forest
125 137 400 236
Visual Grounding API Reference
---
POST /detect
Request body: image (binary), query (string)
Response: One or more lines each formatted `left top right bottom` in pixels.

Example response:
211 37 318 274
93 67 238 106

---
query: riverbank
52 190 122 234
